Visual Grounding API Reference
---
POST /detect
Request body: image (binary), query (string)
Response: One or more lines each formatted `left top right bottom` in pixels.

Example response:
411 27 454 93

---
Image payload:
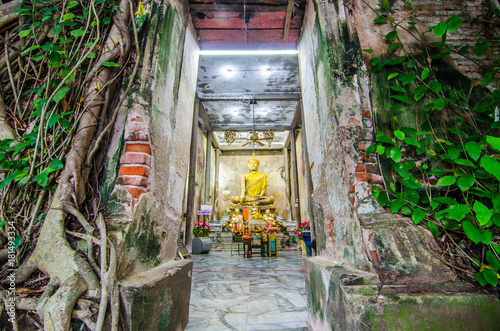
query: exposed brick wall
388 0 499 81
116 115 151 208
349 108 384 206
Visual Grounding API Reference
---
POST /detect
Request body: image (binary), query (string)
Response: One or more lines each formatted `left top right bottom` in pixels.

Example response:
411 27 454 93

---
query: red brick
370 174 384 183
125 187 147 199
355 172 371 182
130 116 144 122
348 117 360 124
116 175 148 187
370 250 379 263
362 110 371 118
349 185 355 193
119 165 150 177
359 143 365 151
350 196 356 205
125 143 151 154
365 163 378 174
126 130 149 141
356 163 365 172
120 152 151 166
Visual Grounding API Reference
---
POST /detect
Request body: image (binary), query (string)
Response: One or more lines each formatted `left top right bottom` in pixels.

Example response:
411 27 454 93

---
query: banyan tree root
14 0 133 329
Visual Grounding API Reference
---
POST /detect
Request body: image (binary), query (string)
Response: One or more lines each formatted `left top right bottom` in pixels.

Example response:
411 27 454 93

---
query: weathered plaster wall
217 152 288 218
298 0 373 271
102 0 199 278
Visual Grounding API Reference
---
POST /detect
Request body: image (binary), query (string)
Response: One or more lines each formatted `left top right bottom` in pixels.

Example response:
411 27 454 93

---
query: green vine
364 0 500 287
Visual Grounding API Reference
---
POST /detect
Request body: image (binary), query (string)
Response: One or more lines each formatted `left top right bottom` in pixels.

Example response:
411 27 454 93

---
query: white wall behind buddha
217 154 288 219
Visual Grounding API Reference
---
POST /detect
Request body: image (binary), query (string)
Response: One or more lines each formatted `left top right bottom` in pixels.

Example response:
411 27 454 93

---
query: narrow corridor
187 251 308 330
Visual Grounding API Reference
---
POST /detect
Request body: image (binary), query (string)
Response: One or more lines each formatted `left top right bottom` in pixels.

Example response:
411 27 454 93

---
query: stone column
185 100 199 246
290 129 301 228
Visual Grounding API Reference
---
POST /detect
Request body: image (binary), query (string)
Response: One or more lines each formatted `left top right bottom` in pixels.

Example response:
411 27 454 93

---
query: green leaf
103 61 120 67
481 69 498 88
429 81 442 93
391 95 413 104
70 29 85 38
393 163 410 178
412 208 428 224
53 85 70 102
385 30 398 41
387 73 399 80
436 176 456 186
442 219 460 230
454 159 474 167
390 199 406 212
19 30 31 38
67 0 79 8
374 17 387 24
465 141 482 161
427 222 439 239
421 68 430 80
365 144 376 155
434 197 457 205
457 174 475 191
391 86 406 93
476 272 488 286
475 41 490 57
414 85 428 98
390 182 396 192
486 135 500 151
480 156 500 181
0 170 20 190
36 173 48 187
45 158 64 173
381 0 390 10
376 131 394 145
13 236 21 251
404 137 420 147
386 146 402 162
384 57 404 65
376 144 386 155
394 130 405 140
486 250 500 271
433 22 447 37
473 201 492 226
463 220 482 244
434 98 446 110
492 213 500 227
398 72 417 86
401 176 420 189
388 42 402 53
447 15 462 33
483 269 498 286
62 13 75 20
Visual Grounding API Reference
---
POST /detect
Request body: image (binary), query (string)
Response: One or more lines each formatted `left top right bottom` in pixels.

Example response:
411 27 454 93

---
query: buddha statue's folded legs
231 195 275 206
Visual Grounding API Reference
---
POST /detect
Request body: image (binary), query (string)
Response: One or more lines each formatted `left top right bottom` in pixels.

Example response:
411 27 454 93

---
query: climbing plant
362 0 500 287
0 0 146 329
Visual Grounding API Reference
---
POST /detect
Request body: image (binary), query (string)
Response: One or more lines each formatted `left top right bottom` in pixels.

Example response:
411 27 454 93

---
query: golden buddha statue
231 153 275 206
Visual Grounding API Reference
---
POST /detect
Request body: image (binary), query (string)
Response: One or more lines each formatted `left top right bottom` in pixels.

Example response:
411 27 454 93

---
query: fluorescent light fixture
261 66 272 76
200 50 298 56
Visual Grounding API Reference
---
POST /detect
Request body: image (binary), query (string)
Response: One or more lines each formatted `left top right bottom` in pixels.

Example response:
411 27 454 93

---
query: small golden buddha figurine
263 209 275 227
229 208 245 233
231 153 275 206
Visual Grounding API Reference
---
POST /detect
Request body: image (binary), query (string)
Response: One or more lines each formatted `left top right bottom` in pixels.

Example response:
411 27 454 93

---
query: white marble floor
187 250 309 331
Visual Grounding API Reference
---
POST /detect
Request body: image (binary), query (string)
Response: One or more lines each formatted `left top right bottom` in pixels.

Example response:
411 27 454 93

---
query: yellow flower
135 0 150 16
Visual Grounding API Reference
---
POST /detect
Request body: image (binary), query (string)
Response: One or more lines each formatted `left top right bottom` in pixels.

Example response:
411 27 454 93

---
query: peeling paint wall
102 0 199 278
297 0 373 271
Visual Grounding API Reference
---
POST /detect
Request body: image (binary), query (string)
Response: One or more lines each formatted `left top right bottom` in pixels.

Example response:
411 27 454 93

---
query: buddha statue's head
248 154 260 171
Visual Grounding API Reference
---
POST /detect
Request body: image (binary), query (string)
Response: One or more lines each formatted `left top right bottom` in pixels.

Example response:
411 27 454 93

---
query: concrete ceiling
189 1 305 150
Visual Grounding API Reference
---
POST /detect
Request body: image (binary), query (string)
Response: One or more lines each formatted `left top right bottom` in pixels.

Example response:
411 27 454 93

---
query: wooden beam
283 0 294 40
199 102 212 131
290 100 301 129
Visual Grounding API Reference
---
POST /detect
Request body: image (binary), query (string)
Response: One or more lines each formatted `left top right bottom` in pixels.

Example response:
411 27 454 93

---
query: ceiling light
222 66 235 78
200 50 298 56
261 66 272 77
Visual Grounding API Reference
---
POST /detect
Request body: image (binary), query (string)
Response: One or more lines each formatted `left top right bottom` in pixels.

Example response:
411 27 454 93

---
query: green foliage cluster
364 0 500 287
0 0 128 268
